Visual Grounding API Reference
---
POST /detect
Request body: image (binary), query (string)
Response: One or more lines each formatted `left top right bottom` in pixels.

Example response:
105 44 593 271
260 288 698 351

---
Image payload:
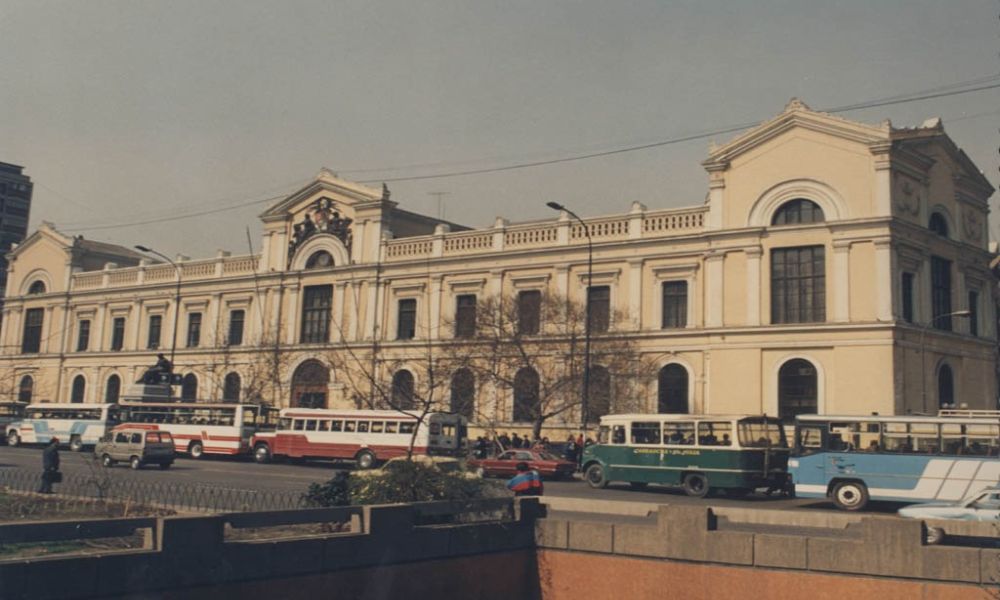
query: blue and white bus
6 403 121 451
0 402 27 442
790 414 1000 511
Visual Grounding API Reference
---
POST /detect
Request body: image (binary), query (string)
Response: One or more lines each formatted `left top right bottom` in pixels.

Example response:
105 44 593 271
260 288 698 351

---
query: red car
469 449 577 480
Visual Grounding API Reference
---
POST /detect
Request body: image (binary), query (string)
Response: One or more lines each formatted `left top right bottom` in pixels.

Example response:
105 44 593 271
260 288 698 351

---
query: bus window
344 421 357 433
698 421 732 446
243 408 258 427
910 423 939 453
797 425 824 454
279 417 292 430
400 422 416 434
612 425 626 444
967 424 1000 456
293 419 305 431
318 420 330 432
370 421 384 433
663 422 695 445
631 422 660 444
737 419 785 448
357 421 369 433
384 421 397 434
941 423 964 455
882 422 912 453
430 423 442 435
597 425 609 444
305 419 317 431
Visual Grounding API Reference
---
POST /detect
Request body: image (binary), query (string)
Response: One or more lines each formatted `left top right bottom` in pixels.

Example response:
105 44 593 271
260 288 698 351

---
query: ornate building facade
1 101 995 431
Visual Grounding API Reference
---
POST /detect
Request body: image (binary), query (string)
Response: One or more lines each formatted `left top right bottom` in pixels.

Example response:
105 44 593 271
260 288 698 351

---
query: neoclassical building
1 101 996 430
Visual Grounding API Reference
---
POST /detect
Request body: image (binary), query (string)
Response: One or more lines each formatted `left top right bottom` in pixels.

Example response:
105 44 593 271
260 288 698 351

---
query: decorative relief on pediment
962 208 983 244
287 197 353 265
893 172 921 217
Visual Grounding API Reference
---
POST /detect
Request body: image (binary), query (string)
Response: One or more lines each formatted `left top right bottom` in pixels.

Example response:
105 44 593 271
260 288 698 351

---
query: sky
1 0 998 258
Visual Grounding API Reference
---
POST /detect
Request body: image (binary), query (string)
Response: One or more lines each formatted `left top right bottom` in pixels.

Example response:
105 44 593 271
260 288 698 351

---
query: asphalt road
0 446 900 514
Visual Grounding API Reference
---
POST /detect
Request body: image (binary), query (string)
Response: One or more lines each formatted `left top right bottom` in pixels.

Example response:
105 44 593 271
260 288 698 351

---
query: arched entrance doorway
291 360 329 408
778 358 818 420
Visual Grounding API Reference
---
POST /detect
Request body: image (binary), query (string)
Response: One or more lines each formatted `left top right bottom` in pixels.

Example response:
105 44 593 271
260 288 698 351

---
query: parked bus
6 403 120 451
250 408 467 469
0 402 27 442
119 402 278 459
581 414 790 497
790 414 1000 511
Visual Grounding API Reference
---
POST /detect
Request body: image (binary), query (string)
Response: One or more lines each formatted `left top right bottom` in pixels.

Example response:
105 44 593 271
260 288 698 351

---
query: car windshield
534 451 561 461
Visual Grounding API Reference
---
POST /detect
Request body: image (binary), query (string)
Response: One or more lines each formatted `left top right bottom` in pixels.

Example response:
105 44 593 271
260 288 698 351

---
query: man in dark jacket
38 438 60 494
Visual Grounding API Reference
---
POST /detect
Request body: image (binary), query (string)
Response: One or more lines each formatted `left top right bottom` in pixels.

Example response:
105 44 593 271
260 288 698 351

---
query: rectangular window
454 294 477 338
76 319 90 352
587 286 610 333
147 315 162 349
930 256 952 330
770 246 826 324
186 312 202 347
661 281 688 329
300 285 332 343
630 422 661 445
969 291 979 337
111 317 126 351
901 272 914 323
397 298 417 340
663 422 696 446
517 290 541 335
21 308 43 353
228 309 245 346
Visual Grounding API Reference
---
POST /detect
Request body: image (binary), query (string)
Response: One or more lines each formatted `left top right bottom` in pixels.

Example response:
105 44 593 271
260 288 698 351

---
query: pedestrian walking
38 438 61 494
506 462 544 496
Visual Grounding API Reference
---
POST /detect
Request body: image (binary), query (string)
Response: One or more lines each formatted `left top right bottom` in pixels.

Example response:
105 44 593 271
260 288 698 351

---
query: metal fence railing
0 468 307 514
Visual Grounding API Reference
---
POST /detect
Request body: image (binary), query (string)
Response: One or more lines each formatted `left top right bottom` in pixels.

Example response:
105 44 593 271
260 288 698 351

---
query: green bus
581 414 791 497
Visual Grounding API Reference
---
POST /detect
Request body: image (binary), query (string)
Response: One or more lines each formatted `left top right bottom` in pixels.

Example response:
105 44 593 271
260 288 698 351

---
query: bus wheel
69 436 84 452
629 481 648 490
188 442 205 459
355 451 376 470
682 473 710 498
831 481 868 511
7 432 19 447
584 463 608 489
253 444 271 464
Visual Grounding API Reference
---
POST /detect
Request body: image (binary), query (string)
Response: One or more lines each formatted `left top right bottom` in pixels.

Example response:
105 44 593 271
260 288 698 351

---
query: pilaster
704 251 724 327
745 247 763 326
832 240 852 322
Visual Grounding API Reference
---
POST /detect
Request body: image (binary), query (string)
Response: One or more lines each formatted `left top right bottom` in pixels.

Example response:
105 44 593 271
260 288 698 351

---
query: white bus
250 408 467 469
6 403 121 451
119 402 277 459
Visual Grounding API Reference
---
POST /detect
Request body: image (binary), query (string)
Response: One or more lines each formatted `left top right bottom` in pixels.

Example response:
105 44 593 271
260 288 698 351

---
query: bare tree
452 291 653 441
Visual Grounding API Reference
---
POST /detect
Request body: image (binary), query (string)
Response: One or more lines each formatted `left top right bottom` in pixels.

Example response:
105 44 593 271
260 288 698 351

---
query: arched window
391 370 415 410
305 250 334 269
450 369 475 419
27 281 46 295
512 368 539 423
105 374 121 403
929 212 949 237
587 366 612 423
223 372 241 402
291 360 329 408
71 375 86 403
771 199 825 226
938 364 955 409
181 374 198 400
18 375 33 403
778 359 818 420
657 364 688 414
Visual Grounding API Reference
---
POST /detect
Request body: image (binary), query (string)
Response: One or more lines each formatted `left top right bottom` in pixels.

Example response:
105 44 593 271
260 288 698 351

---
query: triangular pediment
259 169 388 222
7 221 74 260
892 124 994 196
703 99 890 167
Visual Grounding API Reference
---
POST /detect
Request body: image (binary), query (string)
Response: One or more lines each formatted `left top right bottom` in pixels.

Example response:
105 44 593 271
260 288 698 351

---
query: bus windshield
738 419 786 448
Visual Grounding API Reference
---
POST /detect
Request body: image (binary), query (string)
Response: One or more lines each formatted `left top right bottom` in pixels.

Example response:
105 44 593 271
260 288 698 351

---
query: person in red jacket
506 462 544 496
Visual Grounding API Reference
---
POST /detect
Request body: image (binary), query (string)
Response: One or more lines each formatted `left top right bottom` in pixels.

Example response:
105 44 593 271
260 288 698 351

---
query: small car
94 427 175 470
468 449 577 480
897 487 1000 544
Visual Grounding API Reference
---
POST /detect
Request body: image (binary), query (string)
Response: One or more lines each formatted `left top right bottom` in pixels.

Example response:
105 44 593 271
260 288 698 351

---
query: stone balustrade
69 254 260 292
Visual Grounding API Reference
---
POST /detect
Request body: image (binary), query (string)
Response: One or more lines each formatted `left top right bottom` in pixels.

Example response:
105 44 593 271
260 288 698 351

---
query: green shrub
302 461 509 507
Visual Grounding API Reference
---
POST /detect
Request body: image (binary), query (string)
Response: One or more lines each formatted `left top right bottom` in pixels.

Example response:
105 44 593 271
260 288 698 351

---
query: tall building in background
0 162 33 297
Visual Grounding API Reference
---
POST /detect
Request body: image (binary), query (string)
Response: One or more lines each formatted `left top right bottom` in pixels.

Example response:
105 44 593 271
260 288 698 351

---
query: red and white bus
120 402 277 459
250 408 467 469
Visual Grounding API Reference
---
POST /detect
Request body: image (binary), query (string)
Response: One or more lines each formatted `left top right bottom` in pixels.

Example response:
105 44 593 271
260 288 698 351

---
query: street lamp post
546 202 593 443
134 245 182 370
919 309 971 414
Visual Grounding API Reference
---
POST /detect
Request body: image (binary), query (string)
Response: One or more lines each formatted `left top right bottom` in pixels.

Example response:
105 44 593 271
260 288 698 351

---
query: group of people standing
470 431 594 462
